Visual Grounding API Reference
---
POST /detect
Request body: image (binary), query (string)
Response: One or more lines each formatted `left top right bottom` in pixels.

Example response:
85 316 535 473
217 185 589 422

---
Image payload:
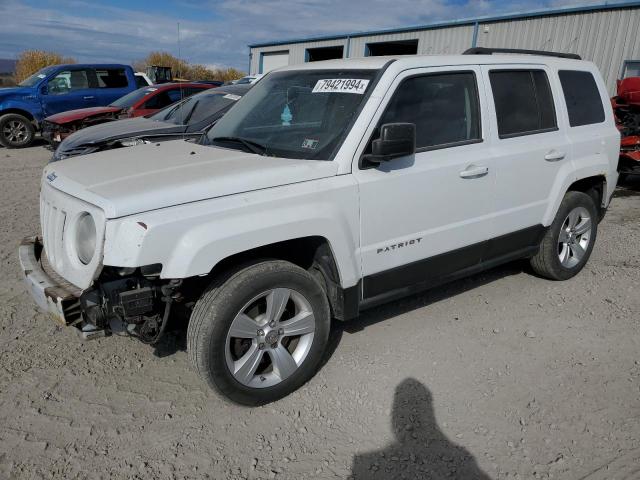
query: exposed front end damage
20 236 184 343
42 110 123 148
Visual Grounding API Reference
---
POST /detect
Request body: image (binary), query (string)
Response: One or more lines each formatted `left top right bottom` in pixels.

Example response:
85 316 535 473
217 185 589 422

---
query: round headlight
76 213 96 265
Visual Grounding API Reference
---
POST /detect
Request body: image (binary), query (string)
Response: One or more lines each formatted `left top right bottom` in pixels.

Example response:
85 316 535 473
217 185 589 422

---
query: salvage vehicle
0 64 138 148
50 84 250 161
20 49 619 405
611 76 640 179
42 83 214 148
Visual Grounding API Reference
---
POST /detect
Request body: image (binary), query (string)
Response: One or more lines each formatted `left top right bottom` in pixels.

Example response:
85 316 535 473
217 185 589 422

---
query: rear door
93 68 131 105
42 67 97 115
481 65 573 239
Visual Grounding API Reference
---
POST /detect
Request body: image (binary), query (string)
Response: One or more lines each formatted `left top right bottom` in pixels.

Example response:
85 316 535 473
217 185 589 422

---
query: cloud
0 0 627 70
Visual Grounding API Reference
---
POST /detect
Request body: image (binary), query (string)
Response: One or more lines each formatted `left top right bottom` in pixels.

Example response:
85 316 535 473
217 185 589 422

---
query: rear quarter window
558 70 605 127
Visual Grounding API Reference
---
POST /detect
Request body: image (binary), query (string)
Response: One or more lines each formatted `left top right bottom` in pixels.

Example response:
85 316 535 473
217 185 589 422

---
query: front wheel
0 114 35 148
187 260 331 405
530 191 598 280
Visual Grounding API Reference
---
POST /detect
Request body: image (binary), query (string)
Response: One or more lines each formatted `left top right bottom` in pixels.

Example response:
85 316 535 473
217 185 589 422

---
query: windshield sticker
301 138 319 150
312 79 370 94
37 74 46 78
223 93 241 101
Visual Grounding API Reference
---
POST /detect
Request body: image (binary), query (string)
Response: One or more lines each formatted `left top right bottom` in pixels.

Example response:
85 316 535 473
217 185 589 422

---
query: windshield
109 87 158 108
18 66 57 87
206 69 378 160
153 91 242 125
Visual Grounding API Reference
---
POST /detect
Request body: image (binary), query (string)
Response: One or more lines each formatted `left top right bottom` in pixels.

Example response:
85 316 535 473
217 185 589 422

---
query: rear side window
489 70 557 138
558 70 605 127
377 72 481 149
144 88 184 109
95 68 128 88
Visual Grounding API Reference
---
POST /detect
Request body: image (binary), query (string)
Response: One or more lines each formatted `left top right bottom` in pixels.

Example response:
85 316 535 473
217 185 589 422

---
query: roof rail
463 47 581 60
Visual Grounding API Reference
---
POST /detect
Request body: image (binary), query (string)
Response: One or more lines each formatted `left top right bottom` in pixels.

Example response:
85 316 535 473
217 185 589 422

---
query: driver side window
48 70 90 95
374 71 481 150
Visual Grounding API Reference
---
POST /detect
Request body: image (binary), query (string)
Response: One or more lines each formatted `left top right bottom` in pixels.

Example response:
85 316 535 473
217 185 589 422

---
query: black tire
188 260 331 406
0 113 35 148
530 191 598 280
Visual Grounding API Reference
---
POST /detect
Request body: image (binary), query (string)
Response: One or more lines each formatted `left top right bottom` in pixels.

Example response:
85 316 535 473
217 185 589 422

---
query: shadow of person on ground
351 378 492 480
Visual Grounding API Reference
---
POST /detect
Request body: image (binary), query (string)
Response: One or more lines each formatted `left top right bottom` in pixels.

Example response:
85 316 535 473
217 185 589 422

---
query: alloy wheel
2 120 29 144
225 288 316 388
558 206 592 268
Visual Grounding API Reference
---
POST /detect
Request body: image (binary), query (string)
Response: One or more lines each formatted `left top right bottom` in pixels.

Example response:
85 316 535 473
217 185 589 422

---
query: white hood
42 140 338 218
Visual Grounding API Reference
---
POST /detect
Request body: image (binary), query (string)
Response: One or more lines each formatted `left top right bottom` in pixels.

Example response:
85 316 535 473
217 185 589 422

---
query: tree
216 67 245 83
135 51 191 79
14 50 75 83
188 64 218 81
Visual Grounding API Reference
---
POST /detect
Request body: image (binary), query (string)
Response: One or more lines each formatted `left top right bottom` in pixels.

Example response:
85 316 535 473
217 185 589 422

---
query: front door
356 66 498 300
42 67 98 116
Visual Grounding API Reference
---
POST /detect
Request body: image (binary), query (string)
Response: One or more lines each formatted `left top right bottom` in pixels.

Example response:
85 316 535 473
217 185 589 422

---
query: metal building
248 1 640 93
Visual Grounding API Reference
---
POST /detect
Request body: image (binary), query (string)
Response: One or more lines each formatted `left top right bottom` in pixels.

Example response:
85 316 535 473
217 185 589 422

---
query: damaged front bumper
18 236 103 340
41 121 70 149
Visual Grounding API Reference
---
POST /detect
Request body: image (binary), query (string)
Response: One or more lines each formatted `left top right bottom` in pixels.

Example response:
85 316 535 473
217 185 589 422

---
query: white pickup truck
20 49 619 405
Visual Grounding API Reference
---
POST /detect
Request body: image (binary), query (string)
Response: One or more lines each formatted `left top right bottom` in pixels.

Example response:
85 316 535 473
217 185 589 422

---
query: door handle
459 165 489 179
544 150 566 161
83 96 95 100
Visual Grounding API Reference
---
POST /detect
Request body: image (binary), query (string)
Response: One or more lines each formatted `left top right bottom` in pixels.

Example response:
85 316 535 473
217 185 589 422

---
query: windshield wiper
210 136 267 156
182 100 199 125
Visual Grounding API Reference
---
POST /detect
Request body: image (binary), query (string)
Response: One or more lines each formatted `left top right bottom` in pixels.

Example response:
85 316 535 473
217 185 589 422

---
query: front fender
0 97 44 124
103 176 361 288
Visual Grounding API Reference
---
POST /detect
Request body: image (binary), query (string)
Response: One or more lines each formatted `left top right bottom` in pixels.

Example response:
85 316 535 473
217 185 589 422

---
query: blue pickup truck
0 64 139 148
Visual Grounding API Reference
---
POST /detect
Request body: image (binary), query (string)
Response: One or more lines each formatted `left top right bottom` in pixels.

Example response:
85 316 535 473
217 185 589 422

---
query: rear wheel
188 260 331 405
0 114 35 148
530 191 598 280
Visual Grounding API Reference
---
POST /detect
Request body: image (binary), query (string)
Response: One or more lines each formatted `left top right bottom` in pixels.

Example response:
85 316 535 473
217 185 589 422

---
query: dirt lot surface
0 143 639 480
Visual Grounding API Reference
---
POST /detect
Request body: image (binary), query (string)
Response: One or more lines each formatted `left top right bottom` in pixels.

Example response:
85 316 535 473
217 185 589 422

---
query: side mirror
40 85 48 95
365 123 416 164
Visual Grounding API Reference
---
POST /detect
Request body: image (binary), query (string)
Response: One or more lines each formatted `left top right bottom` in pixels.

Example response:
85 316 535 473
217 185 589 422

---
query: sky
0 0 626 72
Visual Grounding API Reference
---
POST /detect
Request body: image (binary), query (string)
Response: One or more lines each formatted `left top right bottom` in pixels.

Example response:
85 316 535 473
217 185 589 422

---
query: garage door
261 51 289 73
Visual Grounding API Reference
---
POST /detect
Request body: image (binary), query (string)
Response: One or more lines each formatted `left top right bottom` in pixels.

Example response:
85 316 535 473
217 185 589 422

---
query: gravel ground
0 143 639 480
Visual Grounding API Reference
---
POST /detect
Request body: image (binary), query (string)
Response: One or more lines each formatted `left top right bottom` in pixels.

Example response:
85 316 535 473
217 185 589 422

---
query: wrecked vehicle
42 82 214 148
50 84 250 161
0 64 138 148
612 76 640 179
20 50 619 405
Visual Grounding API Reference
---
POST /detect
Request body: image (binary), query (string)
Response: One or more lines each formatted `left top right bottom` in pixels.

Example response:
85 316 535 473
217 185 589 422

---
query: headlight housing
75 212 96 265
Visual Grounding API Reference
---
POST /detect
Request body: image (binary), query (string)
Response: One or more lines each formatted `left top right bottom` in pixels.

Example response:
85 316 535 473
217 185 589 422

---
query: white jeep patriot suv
20 48 620 405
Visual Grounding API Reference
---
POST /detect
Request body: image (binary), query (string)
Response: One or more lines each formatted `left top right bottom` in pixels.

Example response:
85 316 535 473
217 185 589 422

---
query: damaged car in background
612 75 640 180
50 84 250 161
42 82 214 148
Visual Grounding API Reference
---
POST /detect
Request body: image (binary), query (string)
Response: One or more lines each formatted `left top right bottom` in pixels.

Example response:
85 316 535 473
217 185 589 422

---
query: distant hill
0 59 17 74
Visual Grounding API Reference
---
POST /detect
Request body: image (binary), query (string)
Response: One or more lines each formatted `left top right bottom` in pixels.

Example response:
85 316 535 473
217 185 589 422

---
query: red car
42 82 214 146
611 76 640 180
